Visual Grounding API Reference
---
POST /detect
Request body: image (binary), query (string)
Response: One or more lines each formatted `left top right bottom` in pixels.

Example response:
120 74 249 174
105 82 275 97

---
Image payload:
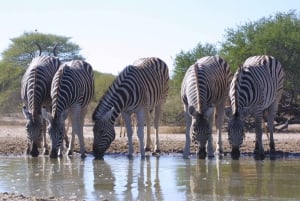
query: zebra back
21 55 61 118
93 57 169 123
230 55 284 116
181 56 232 114
51 60 95 118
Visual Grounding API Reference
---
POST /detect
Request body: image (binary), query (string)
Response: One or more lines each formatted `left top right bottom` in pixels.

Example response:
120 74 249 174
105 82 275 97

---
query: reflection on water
0 155 300 200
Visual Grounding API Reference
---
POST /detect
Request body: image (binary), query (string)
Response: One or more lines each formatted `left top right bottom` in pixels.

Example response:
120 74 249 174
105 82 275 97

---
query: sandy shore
1 121 300 201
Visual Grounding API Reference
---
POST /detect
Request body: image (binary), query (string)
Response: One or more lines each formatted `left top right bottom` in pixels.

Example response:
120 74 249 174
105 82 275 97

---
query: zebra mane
51 65 65 118
193 63 202 113
232 65 243 117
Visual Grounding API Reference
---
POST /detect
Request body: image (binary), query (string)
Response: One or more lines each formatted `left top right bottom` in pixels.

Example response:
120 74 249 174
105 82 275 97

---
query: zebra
181 56 232 159
42 60 95 158
92 57 169 159
228 55 284 160
21 43 61 157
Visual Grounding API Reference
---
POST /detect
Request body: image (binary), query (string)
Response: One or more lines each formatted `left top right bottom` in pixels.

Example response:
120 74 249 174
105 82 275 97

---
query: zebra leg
136 110 146 159
144 110 152 153
215 101 225 156
207 111 214 158
42 118 49 155
77 107 88 158
254 115 265 160
153 104 162 155
183 106 192 159
267 102 278 157
123 112 134 159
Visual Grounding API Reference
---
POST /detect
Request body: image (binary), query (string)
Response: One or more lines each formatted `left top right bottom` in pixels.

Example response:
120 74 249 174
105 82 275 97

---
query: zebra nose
93 146 104 160
93 151 104 160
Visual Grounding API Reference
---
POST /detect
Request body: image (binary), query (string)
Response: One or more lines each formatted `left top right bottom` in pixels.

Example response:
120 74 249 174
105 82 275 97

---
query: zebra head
228 114 245 160
42 107 67 158
93 109 116 159
188 106 213 159
22 106 43 157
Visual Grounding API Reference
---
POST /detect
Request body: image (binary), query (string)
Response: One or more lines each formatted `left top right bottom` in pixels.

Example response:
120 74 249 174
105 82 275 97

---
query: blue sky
1 0 298 75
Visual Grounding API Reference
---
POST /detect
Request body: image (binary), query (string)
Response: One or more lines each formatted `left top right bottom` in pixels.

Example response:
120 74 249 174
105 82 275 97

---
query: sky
1 0 299 76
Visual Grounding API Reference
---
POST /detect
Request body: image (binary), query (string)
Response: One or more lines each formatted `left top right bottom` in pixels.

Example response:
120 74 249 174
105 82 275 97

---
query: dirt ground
1 116 300 200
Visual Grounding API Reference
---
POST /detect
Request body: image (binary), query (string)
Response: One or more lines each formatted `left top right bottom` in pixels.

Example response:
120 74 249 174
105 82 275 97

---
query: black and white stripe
92 57 169 159
181 56 232 159
21 55 61 157
42 60 94 158
228 55 284 160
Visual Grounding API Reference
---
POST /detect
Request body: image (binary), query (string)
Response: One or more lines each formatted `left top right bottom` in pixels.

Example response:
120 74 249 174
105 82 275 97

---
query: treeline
1 11 300 125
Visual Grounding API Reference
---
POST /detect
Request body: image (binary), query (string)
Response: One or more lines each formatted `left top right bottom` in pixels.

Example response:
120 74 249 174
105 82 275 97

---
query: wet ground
1 123 300 200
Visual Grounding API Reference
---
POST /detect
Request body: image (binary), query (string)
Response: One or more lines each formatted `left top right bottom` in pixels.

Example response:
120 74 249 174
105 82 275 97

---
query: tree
172 43 217 87
220 10 300 103
1 32 84 68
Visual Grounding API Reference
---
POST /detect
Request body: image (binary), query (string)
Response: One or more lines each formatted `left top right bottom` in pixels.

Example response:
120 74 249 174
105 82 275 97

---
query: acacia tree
2 32 84 68
220 10 300 103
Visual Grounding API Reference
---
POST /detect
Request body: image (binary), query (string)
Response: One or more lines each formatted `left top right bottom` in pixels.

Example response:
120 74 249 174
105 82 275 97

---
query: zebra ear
188 105 198 117
22 106 32 120
41 106 53 124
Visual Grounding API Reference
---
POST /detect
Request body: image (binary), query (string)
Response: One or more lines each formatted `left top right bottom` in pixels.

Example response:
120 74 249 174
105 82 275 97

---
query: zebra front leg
183 110 192 159
215 102 225 156
136 111 146 159
254 117 265 160
267 102 278 158
207 111 214 158
153 104 162 155
145 110 152 153
123 113 134 159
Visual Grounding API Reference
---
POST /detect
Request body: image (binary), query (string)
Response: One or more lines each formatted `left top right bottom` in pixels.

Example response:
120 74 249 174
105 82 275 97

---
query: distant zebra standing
228 55 284 160
181 56 232 159
42 60 94 158
93 57 169 159
21 44 60 157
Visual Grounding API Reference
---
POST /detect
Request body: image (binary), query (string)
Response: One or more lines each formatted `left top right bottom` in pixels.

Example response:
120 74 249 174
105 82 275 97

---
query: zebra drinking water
21 43 61 157
228 55 284 160
92 57 169 159
181 56 232 159
42 60 95 158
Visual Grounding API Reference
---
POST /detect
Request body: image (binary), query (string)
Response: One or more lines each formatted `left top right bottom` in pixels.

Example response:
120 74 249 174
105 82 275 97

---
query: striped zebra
21 45 61 157
181 56 232 159
42 60 95 158
92 57 169 159
228 55 284 160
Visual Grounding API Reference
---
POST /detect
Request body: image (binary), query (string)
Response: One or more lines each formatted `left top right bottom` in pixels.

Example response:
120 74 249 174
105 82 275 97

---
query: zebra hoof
254 150 265 160
145 147 151 152
231 148 240 160
198 148 207 159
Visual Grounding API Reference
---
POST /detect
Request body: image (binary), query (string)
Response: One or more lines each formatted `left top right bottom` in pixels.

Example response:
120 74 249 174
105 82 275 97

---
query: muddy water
0 155 300 200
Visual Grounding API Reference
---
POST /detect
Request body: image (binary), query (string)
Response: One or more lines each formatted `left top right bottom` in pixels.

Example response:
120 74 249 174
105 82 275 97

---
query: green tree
220 10 300 103
173 43 217 87
2 31 84 68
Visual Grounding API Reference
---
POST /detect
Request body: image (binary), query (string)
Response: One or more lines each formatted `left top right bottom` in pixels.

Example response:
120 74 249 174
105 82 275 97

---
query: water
0 154 300 201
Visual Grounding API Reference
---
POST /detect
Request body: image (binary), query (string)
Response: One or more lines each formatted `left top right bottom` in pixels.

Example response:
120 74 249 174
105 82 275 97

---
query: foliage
172 43 217 87
0 61 25 113
87 71 115 117
220 10 300 103
1 32 84 68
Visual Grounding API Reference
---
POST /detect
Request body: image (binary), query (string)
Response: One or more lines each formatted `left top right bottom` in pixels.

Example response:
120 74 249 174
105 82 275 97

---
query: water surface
0 155 300 200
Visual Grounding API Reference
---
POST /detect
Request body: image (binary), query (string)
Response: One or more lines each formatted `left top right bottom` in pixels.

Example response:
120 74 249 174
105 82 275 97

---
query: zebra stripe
228 55 284 160
93 57 169 159
21 55 61 157
181 56 232 159
42 60 94 158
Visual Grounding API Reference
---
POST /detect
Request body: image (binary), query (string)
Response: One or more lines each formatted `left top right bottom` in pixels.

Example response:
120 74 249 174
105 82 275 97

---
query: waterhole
0 154 300 200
